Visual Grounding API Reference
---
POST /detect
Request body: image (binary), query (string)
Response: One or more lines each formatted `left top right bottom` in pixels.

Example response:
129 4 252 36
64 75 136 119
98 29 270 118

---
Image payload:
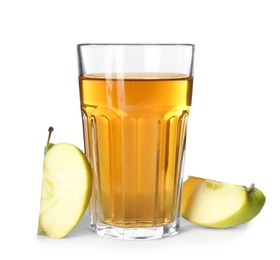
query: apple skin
39 142 91 238
180 176 266 228
44 143 54 154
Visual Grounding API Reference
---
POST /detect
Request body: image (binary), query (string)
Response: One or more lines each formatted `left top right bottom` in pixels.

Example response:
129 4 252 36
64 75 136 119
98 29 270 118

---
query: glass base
90 218 180 240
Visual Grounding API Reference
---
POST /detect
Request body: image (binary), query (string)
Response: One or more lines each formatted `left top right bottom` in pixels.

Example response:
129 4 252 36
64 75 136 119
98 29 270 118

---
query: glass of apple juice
77 44 195 240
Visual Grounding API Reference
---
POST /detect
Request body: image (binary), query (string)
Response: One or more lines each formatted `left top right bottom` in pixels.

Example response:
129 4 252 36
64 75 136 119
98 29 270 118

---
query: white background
1 0 279 259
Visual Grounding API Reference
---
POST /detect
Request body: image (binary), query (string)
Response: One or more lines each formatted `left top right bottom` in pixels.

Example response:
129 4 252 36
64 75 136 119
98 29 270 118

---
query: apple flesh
39 137 91 238
180 176 266 228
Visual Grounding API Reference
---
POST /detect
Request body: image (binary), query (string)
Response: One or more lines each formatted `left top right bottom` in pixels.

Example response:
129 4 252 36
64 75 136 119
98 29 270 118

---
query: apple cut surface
181 176 266 228
39 143 91 238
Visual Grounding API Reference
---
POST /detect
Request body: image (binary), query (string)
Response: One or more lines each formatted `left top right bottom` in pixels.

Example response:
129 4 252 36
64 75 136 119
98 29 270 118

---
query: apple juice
79 73 193 228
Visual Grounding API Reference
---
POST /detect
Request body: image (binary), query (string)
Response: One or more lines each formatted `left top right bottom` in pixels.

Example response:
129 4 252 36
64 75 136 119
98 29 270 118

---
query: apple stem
246 183 255 192
47 126 54 145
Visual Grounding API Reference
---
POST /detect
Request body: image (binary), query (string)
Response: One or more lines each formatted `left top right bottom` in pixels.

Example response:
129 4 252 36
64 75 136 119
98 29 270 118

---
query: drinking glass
77 44 195 240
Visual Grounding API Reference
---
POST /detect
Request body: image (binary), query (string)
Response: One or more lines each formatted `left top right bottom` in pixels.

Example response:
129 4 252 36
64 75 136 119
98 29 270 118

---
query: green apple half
38 127 91 238
180 176 266 228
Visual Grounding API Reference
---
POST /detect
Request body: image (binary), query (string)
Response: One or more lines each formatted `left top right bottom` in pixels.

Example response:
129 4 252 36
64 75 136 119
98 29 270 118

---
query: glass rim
77 43 195 48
